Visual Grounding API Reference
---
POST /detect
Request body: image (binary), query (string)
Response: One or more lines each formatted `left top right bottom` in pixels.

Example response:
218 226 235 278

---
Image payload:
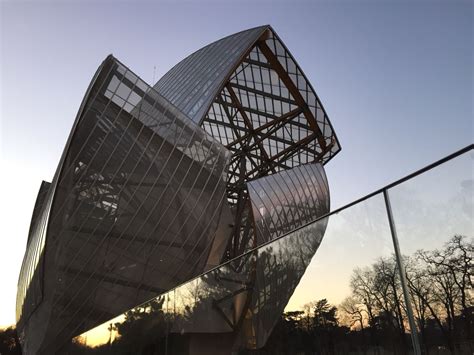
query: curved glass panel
154 26 268 123
16 181 51 324
17 56 233 355
248 162 329 244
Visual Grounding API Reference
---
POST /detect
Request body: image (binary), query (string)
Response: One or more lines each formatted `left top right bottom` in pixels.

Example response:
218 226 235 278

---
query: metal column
383 189 422 355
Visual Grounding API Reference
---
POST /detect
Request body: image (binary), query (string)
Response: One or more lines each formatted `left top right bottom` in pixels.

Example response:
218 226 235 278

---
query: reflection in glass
277 193 413 354
72 215 329 353
390 151 473 354
69 148 473 354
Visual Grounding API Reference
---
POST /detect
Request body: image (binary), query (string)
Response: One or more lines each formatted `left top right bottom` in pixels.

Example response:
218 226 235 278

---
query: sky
0 0 472 328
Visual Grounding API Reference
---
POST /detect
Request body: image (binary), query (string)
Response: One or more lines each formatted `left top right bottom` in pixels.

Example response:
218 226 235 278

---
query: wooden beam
215 98 310 132
245 111 305 150
226 107 303 148
226 84 276 174
257 41 327 150
242 58 272 69
215 98 279 121
276 141 334 173
219 94 250 137
228 81 298 106
244 133 317 179
202 117 247 134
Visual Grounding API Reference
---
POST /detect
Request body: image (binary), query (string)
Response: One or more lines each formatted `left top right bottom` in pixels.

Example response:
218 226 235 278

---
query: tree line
259 235 473 354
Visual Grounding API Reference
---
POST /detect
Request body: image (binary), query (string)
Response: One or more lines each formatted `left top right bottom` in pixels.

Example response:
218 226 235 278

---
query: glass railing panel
66 149 473 354
70 192 403 354
265 193 407 354
69 253 256 353
388 150 473 354
169 254 254 353
163 214 330 353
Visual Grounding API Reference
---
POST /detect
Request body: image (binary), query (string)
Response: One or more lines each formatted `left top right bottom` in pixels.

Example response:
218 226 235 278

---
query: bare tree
373 257 406 337
414 235 474 353
340 296 366 331
405 255 434 353
350 267 377 327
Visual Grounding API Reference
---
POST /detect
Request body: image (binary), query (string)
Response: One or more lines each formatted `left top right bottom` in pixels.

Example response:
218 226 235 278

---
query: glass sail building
16 25 342 354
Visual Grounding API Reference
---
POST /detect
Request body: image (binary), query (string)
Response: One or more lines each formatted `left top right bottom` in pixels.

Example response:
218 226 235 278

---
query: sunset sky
1 0 472 328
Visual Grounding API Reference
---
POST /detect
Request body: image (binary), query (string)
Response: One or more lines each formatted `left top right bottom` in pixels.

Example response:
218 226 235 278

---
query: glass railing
66 145 473 355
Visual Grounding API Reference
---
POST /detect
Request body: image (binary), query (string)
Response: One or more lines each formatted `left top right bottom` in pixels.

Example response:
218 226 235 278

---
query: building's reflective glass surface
68 147 473 354
17 25 341 354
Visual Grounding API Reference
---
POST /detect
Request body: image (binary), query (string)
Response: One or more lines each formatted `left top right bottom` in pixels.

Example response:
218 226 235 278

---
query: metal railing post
383 189 422 355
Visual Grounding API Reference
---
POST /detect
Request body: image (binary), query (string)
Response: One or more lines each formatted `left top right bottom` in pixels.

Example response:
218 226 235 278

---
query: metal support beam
383 190 422 355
